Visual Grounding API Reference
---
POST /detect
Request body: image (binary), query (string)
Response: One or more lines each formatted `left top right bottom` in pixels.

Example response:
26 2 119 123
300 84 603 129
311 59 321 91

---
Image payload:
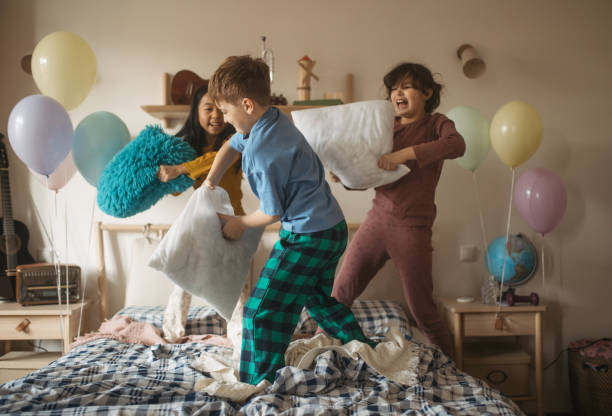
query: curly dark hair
383 63 442 113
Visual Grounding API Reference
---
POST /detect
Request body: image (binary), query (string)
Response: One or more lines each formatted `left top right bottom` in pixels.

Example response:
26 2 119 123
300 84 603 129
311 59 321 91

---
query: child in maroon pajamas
329 63 465 356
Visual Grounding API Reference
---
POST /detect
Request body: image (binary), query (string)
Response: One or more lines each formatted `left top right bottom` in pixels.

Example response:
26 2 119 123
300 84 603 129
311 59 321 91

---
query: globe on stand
486 233 538 286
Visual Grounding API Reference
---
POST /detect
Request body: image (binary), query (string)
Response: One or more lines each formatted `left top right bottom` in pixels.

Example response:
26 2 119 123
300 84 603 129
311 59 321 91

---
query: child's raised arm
204 140 240 189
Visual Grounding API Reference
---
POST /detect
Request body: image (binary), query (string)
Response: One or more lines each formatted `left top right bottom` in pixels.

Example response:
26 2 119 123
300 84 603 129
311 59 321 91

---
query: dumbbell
506 291 539 306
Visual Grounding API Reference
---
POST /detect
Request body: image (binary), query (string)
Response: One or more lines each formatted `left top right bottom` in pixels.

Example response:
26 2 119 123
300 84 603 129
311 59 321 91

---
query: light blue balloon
447 106 490 171
72 111 131 187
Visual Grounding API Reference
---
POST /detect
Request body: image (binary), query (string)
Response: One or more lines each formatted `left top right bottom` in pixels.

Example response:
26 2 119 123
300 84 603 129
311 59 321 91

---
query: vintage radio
15 263 81 306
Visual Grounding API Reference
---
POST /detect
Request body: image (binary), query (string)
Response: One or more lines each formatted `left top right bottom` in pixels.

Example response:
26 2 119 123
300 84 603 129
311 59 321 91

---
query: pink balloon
514 168 567 235
30 152 77 192
514 168 539 222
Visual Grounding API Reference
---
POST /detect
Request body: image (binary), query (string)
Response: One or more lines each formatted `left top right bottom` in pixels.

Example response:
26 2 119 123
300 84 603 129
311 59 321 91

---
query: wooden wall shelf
141 72 346 127
140 105 189 125
141 104 322 127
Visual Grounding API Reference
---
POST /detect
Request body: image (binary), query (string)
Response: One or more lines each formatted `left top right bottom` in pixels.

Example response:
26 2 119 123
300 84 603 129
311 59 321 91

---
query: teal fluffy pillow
97 125 197 218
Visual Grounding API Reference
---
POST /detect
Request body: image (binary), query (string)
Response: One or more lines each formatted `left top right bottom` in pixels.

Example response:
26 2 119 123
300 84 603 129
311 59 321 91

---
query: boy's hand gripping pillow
292 100 410 189
148 186 264 320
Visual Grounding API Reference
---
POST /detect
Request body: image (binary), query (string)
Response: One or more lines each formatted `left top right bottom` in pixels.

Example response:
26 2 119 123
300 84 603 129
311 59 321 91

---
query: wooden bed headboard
95 222 171 319
96 222 408 320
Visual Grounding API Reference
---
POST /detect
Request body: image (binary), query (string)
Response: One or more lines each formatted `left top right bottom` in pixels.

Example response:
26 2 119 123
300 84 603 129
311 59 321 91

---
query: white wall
2 1 611 413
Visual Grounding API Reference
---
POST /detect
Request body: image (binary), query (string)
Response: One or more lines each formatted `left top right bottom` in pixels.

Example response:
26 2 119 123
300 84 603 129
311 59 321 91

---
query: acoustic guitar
0 133 35 301
170 70 208 105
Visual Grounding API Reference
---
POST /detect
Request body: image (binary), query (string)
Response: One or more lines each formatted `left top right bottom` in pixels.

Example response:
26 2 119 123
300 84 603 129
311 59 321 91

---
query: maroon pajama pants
331 211 452 356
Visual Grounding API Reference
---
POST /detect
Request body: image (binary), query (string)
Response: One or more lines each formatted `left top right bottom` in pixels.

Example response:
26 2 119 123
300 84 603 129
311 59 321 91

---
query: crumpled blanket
191 326 419 403
70 315 233 350
71 315 167 349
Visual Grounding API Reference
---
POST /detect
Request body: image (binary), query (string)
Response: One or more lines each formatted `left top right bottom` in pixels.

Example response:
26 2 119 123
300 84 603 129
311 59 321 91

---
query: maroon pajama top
332 113 465 356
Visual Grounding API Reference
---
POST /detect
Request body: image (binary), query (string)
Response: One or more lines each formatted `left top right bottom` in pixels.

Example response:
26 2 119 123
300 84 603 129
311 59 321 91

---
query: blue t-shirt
229 107 344 233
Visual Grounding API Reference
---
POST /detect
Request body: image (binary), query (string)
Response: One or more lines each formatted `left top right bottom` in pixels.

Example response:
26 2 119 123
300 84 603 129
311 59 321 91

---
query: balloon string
496 168 516 317
76 191 96 340
541 241 546 288
64 195 69 319
31 192 53 252
472 171 490 270
46 178 66 347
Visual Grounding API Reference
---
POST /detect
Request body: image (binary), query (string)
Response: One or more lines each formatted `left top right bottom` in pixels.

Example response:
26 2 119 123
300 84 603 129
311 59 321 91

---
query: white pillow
125 237 208 308
148 186 263 320
292 100 410 189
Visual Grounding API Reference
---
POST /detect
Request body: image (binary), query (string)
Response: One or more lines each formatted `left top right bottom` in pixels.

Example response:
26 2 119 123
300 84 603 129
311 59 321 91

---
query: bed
0 222 524 415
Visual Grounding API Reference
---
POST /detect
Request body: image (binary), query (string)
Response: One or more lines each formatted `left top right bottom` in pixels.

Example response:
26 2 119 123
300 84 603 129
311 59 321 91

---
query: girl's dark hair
383 63 442 113
176 84 236 154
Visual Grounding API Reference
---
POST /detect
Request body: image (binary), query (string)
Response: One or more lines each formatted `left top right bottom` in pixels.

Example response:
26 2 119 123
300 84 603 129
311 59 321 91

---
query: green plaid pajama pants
239 220 375 384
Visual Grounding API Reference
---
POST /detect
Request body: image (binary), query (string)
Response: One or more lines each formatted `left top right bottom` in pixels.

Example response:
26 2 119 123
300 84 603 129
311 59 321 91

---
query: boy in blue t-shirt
205 55 375 385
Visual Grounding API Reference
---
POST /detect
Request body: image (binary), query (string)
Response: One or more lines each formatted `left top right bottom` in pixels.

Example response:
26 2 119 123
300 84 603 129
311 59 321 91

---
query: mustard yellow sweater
182 143 245 216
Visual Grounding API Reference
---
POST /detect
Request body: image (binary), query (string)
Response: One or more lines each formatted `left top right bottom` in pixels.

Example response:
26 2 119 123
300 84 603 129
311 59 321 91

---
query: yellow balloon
490 100 542 168
31 32 97 111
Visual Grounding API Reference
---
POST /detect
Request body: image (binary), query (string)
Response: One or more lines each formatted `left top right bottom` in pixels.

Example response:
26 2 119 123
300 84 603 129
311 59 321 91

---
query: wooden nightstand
0 301 88 383
440 297 546 416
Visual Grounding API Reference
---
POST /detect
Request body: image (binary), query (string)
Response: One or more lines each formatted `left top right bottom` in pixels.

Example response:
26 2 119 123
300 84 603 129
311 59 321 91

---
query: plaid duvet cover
0 301 523 415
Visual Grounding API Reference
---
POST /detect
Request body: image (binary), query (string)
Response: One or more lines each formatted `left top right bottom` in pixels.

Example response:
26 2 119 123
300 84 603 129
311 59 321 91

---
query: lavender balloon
514 168 567 235
7 95 73 176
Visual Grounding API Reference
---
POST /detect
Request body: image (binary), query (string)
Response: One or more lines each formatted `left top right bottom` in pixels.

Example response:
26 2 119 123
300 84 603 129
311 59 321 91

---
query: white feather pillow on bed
291 100 410 189
148 186 264 320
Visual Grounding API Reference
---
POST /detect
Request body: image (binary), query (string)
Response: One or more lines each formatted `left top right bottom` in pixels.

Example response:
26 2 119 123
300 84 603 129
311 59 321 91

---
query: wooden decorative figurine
297 55 319 101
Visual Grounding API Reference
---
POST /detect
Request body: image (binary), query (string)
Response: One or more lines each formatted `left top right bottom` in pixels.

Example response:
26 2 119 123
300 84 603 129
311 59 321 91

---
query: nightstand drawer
463 312 535 336
0 351 62 383
0 315 65 340
464 357 530 396
463 342 530 397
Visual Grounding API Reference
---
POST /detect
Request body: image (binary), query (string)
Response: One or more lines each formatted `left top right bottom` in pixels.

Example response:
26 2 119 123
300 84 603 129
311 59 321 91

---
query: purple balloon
514 168 567 235
7 95 73 176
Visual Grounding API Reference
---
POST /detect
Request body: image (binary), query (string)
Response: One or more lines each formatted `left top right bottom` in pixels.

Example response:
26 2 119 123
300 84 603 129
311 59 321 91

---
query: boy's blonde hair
209 55 271 106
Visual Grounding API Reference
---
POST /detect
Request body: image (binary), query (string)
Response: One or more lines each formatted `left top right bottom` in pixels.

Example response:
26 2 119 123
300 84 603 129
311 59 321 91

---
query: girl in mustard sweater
158 84 245 341
157 84 244 215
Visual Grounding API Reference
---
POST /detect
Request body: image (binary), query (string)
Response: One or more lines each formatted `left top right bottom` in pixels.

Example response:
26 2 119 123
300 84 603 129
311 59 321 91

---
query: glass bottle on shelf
261 35 274 84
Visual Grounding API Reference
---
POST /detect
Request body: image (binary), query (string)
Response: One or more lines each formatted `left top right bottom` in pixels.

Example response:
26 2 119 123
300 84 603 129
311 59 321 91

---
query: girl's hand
378 148 415 171
329 171 341 183
217 213 245 240
377 153 400 171
157 165 186 182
